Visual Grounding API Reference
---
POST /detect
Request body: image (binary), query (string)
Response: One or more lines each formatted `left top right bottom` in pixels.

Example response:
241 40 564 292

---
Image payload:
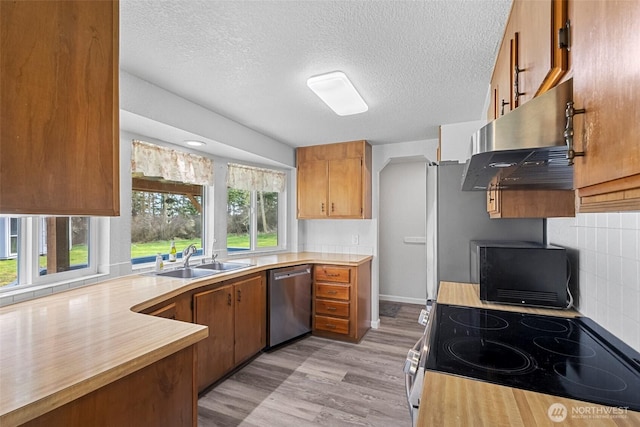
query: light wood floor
198 302 425 426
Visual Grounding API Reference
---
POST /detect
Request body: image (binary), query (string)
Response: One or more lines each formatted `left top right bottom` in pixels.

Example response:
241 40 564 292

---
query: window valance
227 163 286 193
131 140 214 186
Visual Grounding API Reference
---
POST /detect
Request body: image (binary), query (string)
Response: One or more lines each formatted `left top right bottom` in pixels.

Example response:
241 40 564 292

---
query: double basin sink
156 261 253 279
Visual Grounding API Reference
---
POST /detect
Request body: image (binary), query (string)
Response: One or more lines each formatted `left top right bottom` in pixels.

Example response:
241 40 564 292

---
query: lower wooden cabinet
141 294 192 322
193 272 266 392
313 262 371 342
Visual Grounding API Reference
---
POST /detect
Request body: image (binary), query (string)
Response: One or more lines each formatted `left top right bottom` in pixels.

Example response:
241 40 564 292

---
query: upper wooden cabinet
297 140 372 219
487 178 575 219
571 1 640 212
489 0 568 119
0 0 120 216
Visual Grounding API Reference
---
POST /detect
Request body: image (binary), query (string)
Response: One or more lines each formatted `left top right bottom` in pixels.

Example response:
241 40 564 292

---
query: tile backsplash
547 212 640 352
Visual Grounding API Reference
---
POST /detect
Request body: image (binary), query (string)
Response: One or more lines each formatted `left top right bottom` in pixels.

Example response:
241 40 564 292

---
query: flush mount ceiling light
306 71 368 116
185 140 206 147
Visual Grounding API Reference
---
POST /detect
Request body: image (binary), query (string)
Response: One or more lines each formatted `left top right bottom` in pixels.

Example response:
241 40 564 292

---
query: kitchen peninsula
0 252 372 426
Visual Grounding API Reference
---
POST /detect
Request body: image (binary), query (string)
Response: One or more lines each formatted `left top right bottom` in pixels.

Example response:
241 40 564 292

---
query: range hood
461 78 574 191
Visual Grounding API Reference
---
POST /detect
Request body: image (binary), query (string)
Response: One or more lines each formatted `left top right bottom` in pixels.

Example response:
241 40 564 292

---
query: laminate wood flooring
198 303 425 427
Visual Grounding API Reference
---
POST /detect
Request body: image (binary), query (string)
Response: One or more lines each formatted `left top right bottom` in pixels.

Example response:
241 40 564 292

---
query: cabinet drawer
315 300 350 318
315 315 349 335
315 266 351 283
316 283 350 301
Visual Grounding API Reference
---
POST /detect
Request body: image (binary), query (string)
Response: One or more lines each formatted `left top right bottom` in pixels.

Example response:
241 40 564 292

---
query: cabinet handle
321 202 325 213
331 203 335 213
227 293 232 306
327 306 337 311
327 290 338 295
237 289 241 302
500 99 509 116
514 65 525 100
325 324 336 329
564 101 586 165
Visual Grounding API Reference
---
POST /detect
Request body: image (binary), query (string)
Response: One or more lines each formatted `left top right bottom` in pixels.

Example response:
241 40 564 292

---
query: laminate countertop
0 252 372 426
417 282 640 426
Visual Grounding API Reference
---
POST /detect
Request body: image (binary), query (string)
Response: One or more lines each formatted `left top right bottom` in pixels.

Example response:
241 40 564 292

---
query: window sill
0 273 110 307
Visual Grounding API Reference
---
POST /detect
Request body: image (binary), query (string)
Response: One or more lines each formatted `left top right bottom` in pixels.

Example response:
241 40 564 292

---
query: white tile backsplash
548 212 640 352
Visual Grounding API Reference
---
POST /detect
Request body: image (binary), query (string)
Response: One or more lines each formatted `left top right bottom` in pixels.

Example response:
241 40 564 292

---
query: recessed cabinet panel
0 0 120 215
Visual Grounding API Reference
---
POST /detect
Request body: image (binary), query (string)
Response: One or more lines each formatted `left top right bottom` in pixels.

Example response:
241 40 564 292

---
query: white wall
379 161 427 303
547 213 640 352
439 119 485 162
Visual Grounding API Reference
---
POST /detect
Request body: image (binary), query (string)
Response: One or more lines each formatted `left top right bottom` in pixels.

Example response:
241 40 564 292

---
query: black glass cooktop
425 304 640 411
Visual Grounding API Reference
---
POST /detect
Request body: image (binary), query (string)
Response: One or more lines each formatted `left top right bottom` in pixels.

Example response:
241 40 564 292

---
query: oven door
403 301 435 425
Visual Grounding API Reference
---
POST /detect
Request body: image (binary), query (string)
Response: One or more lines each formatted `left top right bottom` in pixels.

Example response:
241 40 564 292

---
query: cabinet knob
564 101 586 165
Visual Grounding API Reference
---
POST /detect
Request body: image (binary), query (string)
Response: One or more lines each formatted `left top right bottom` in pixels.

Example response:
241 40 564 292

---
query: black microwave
470 241 569 308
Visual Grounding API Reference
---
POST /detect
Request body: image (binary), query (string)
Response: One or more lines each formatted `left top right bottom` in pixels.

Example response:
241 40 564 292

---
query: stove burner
446 337 536 374
520 317 569 333
449 311 508 330
554 362 628 392
534 337 597 358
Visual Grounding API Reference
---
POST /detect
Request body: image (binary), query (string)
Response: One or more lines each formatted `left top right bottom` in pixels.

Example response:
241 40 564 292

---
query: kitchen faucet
182 244 198 268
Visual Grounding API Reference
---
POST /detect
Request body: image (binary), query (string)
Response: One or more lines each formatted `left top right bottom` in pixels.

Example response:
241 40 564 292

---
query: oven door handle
404 336 423 417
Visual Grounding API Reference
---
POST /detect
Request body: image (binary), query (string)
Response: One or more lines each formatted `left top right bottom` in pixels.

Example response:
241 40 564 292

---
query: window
227 164 285 253
1 216 97 290
130 140 213 264
131 178 204 264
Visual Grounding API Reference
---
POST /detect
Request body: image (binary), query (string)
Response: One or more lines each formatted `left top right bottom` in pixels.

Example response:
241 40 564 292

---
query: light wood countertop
0 252 372 426
417 281 640 426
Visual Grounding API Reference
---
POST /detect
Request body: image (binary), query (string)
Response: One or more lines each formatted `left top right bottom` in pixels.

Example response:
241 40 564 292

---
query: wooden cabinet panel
193 286 234 393
315 266 351 283
572 0 640 212
312 262 371 342
193 273 266 392
314 315 349 335
316 283 351 301
0 0 120 215
486 178 575 219
297 159 328 218
23 346 196 427
234 274 266 365
296 140 372 219
142 294 192 322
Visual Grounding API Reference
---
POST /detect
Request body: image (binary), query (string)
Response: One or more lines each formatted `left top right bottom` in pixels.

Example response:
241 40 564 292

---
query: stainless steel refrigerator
426 161 545 300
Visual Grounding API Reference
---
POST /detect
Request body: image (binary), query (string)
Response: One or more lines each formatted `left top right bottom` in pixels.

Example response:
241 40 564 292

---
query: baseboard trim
379 294 426 305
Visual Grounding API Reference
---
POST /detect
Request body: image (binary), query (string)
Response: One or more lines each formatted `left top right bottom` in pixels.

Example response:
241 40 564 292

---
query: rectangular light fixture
307 71 368 116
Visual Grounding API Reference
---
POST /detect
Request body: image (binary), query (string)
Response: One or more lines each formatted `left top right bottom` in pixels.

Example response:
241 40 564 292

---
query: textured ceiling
120 0 512 148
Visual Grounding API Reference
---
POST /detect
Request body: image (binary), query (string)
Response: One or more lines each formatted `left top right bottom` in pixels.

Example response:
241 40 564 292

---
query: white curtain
227 163 286 192
131 140 214 186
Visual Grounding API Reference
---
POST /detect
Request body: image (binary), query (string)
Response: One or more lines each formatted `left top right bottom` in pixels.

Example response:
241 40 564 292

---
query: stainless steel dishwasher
267 264 312 348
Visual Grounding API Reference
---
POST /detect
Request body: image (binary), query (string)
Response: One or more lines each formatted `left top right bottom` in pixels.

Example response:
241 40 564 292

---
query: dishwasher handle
272 268 311 281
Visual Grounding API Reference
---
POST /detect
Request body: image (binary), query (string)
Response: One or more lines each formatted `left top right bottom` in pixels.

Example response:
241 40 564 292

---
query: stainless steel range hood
461 78 573 191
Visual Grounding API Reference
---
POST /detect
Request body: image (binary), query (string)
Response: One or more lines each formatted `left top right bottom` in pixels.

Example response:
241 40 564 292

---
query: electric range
424 303 640 411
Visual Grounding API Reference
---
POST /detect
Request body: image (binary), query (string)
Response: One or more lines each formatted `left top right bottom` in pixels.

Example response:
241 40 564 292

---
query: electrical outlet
351 234 359 245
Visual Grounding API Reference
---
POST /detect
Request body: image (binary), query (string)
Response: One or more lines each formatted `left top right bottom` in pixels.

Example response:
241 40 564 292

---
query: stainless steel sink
195 261 252 272
156 268 218 279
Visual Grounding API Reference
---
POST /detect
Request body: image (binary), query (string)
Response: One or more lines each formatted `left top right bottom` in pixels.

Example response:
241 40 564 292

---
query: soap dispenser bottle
155 253 164 272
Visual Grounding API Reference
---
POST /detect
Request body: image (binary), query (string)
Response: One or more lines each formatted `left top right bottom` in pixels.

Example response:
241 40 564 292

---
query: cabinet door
328 158 362 217
572 1 640 212
234 274 266 365
0 0 119 215
297 160 328 218
489 27 515 120
193 286 234 392
511 0 568 105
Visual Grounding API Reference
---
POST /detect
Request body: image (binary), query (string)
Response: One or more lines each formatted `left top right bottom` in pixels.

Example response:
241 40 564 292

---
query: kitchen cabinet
313 262 371 342
142 294 192 322
193 272 266 392
297 140 372 219
0 0 120 216
486 178 575 219
488 0 568 120
570 1 640 212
